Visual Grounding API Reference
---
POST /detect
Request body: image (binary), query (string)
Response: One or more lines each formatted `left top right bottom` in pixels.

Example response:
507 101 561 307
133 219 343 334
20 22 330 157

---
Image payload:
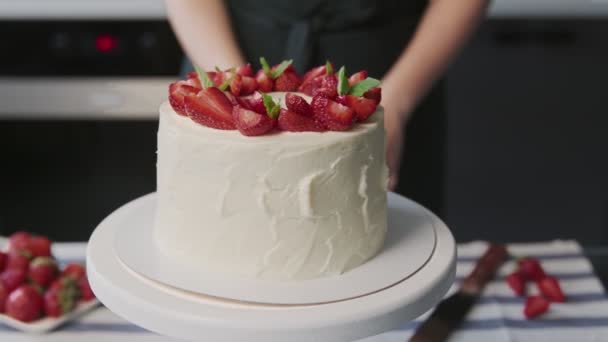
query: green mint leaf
260 57 271 76
195 65 214 88
325 60 333 75
262 93 280 119
218 68 235 91
337 66 350 95
270 59 293 79
348 77 381 96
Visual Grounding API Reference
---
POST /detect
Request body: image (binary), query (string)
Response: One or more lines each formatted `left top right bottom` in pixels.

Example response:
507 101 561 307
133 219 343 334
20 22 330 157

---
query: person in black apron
166 0 488 217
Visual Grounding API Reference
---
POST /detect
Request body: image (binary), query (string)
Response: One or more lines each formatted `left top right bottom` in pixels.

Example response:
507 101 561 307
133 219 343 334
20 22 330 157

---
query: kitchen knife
408 244 508 342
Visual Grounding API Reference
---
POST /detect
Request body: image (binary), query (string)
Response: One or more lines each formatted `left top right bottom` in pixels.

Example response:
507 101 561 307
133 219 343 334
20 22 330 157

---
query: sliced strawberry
363 87 382 104
186 71 197 79
312 74 338 99
236 93 265 114
348 70 368 86
524 295 550 319
0 281 7 313
236 63 253 77
506 271 526 296
1 268 27 292
285 93 312 116
61 263 86 281
336 95 377 122
169 81 199 116
232 105 275 136
29 257 59 288
5 285 43 322
255 69 273 92
537 276 566 302
0 252 6 273
185 88 236 130
274 71 301 91
299 64 329 95
241 76 258 95
230 73 242 96
518 257 546 281
223 91 238 106
311 95 354 131
29 236 51 258
278 109 325 132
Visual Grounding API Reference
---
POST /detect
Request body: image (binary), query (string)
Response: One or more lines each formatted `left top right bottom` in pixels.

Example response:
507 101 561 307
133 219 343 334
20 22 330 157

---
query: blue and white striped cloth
0 240 606 342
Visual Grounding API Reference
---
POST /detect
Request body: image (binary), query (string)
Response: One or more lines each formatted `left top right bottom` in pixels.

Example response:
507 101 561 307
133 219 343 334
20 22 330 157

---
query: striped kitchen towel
0 240 606 342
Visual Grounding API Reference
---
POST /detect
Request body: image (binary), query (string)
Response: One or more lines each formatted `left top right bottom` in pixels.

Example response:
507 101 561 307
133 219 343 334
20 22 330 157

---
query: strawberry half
230 73 243 96
185 88 236 130
311 95 354 131
5 284 43 322
336 95 377 122
518 257 546 281
285 93 312 116
236 92 266 114
278 109 325 132
255 69 273 92
240 76 258 95
524 295 550 319
236 63 253 77
300 64 330 90
232 105 275 136
169 81 199 116
537 276 566 302
506 271 526 296
29 256 59 288
274 70 301 92
363 87 382 104
312 74 338 99
348 70 368 86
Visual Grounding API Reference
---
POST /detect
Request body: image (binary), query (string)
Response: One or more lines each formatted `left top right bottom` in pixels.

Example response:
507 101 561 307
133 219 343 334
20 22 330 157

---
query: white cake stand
87 192 456 342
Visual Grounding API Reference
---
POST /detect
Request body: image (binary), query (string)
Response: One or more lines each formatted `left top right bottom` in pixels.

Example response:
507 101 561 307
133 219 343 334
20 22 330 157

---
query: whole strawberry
5 284 43 322
518 257 546 281
78 276 95 302
29 257 59 288
1 268 27 292
523 295 550 319
6 253 30 272
29 236 52 258
7 231 33 257
537 275 566 302
62 263 86 281
44 277 80 317
0 251 6 273
0 280 8 313
506 271 526 296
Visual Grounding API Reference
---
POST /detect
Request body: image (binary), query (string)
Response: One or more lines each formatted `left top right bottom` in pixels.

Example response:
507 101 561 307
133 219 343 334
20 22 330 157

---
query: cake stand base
87 192 456 342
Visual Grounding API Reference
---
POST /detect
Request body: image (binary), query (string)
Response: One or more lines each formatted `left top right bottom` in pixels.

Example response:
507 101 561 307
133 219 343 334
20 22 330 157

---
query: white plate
0 300 100 333
115 192 436 305
87 192 456 342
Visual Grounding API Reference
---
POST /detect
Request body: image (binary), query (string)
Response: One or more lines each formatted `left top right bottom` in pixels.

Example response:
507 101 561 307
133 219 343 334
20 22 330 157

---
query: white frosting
154 92 388 280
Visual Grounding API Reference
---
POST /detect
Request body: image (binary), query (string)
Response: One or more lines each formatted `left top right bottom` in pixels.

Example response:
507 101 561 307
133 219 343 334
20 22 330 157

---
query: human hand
383 109 405 191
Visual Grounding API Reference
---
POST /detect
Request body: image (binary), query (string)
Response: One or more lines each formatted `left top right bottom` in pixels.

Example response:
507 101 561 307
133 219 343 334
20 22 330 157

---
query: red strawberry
285 93 312 116
274 71 301 91
169 81 199 116
278 109 325 132
312 74 338 99
524 295 550 319
185 88 236 130
227 73 241 96
537 276 566 302
5 284 43 322
186 71 197 79
184 73 202 89
6 253 30 272
348 70 368 86
236 63 253 77
0 251 6 272
299 64 329 95
29 236 52 257
255 70 273 92
61 263 86 281
43 277 79 317
223 91 238 106
78 276 95 302
336 95 377 122
506 271 526 296
311 95 354 131
8 231 32 257
232 105 275 136
1 268 27 292
236 92 266 114
240 76 258 95
363 87 382 104
0 281 7 313
518 257 546 281
29 257 59 288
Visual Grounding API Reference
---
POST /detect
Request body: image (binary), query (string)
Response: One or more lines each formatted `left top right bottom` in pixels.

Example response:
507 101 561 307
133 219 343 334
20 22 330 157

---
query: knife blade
408 244 508 342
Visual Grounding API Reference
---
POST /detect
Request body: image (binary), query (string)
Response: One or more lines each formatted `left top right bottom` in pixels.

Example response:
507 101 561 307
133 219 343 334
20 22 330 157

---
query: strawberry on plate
524 295 550 319
285 93 312 116
5 284 43 322
78 276 95 302
0 251 6 273
311 94 354 131
61 263 86 281
185 87 236 130
6 253 30 272
278 109 325 132
43 277 79 318
537 276 566 302
7 231 32 257
0 280 8 313
1 268 27 292
336 94 377 122
348 70 368 86
29 236 52 258
232 105 276 136
169 81 200 116
29 257 59 288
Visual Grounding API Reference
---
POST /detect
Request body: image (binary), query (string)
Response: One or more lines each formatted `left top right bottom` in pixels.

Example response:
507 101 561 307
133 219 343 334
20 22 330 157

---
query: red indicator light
95 34 118 53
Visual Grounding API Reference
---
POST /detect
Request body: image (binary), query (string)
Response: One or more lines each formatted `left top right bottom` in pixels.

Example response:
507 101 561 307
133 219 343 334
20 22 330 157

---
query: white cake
154 92 388 280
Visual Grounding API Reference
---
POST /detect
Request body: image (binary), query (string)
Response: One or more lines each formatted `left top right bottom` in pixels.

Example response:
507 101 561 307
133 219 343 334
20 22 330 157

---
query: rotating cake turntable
87 192 456 342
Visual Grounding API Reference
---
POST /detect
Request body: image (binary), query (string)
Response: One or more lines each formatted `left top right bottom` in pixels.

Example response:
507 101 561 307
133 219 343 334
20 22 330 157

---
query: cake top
168 58 382 137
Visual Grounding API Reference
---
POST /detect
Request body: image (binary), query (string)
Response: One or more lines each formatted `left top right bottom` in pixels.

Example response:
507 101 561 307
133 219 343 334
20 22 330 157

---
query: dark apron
186 0 446 216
